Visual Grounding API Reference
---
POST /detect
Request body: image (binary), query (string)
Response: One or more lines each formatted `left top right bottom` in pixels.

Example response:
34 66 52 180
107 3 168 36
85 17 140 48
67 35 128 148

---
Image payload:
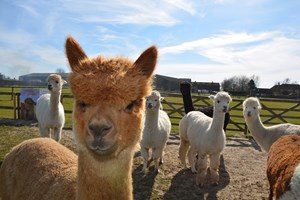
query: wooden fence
1 91 300 135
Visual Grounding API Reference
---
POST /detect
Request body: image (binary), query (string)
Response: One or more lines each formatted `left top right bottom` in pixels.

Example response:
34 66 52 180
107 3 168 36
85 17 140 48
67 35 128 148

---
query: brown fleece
267 135 300 199
0 138 77 200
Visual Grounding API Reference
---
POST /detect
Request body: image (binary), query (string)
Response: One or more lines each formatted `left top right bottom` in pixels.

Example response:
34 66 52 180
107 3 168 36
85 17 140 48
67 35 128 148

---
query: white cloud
57 0 196 26
164 0 196 15
160 31 276 55
158 31 300 87
16 4 39 17
0 26 34 45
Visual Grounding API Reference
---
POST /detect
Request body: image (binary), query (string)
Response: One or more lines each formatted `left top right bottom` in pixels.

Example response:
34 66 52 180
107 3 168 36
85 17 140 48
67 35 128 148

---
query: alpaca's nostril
88 124 112 139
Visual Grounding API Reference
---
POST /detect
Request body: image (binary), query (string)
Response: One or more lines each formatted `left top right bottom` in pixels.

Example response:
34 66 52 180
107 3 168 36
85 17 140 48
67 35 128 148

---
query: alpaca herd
1 37 300 199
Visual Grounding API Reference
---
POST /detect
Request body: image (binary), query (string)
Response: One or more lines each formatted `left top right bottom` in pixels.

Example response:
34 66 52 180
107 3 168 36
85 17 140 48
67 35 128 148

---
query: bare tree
56 68 65 74
275 78 298 85
221 75 260 92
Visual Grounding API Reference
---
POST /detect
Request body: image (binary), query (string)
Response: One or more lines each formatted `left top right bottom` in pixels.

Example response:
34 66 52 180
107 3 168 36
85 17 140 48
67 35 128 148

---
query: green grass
0 126 39 161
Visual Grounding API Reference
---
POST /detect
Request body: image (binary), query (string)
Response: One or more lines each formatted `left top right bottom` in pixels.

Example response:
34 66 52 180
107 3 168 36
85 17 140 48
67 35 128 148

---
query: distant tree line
221 75 259 96
221 75 299 97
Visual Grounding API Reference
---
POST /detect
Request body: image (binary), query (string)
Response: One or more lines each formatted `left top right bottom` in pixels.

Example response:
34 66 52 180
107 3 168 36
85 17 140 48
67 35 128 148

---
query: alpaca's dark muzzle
247 111 251 117
146 103 153 109
48 85 53 91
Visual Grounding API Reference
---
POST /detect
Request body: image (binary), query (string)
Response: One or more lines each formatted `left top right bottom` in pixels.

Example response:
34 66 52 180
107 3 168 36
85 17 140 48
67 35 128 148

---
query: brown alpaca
267 134 300 199
0 36 157 200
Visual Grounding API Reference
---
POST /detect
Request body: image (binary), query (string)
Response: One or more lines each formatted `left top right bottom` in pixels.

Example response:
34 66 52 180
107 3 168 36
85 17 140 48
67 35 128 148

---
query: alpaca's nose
88 123 112 140
147 103 153 109
48 85 53 90
248 111 252 116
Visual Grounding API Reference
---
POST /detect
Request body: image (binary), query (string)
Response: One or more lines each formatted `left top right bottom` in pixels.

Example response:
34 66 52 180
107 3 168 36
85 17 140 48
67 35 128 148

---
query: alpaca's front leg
196 154 208 187
187 146 197 173
53 127 62 142
39 125 50 138
209 153 221 185
140 147 149 173
152 148 164 173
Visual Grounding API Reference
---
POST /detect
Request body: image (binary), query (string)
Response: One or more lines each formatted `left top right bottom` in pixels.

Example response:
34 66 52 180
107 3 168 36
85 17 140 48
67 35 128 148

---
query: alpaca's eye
253 107 256 109
56 81 59 84
77 101 88 112
126 100 138 112
217 100 220 103
125 99 141 113
126 101 135 111
155 99 158 102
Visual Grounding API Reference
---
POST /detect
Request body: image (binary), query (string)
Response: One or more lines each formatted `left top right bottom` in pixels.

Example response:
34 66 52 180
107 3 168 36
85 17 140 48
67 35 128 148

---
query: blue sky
1 0 300 88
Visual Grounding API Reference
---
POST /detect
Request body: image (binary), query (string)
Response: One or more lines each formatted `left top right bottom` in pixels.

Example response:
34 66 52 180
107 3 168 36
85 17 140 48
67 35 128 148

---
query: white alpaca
0 36 157 200
179 91 232 186
243 97 300 152
35 74 66 142
267 135 300 199
140 90 171 173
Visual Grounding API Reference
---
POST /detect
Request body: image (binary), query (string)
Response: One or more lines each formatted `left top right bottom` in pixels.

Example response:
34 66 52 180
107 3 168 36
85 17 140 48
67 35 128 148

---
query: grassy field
1 86 300 136
0 126 39 162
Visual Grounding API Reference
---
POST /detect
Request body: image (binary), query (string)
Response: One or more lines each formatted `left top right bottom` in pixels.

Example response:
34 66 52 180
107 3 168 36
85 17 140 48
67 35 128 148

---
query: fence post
17 93 20 119
11 86 14 100
13 92 16 119
243 124 248 135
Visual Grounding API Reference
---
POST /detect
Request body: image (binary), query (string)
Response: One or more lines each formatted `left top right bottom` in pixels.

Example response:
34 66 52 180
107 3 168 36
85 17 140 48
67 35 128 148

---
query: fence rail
1 91 300 135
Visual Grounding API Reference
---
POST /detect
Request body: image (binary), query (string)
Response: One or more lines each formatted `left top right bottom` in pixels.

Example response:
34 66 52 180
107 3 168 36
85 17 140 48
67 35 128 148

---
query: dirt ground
132 135 269 200
0 120 270 200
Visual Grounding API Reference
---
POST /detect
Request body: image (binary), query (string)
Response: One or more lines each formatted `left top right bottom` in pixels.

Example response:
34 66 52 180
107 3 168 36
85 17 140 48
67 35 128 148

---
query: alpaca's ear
160 97 164 102
257 103 262 110
65 35 88 71
209 95 215 101
62 79 67 85
133 46 157 78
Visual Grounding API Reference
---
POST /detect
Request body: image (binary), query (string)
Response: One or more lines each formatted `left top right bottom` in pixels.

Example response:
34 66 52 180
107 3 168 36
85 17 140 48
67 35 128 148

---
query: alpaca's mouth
94 142 116 152
85 130 118 154
89 138 117 155
146 104 153 109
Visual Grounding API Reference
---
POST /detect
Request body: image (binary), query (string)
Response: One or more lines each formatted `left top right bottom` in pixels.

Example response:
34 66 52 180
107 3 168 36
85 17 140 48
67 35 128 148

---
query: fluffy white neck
145 108 159 126
209 109 225 133
245 115 270 151
50 91 61 111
